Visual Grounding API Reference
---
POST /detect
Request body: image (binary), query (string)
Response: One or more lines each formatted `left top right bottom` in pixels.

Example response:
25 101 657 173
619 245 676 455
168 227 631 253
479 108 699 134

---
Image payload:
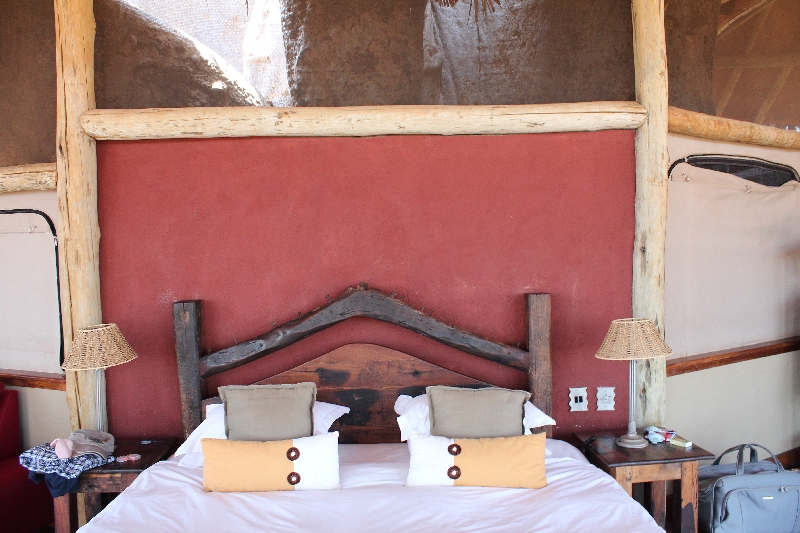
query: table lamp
595 318 672 448
61 323 138 431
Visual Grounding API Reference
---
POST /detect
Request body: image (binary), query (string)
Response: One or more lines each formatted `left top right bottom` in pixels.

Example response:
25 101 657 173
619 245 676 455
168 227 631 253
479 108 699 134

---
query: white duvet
79 439 663 533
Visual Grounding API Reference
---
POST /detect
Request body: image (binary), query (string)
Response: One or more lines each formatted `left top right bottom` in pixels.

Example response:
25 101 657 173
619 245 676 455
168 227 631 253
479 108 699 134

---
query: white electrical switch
569 387 588 412
596 387 615 411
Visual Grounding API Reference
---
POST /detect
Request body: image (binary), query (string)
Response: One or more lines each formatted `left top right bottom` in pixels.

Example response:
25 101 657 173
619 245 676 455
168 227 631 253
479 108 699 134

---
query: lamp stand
616 359 648 448
95 368 107 432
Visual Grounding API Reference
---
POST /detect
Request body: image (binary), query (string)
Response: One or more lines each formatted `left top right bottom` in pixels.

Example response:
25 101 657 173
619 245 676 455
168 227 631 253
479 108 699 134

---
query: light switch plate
597 386 615 411
569 387 588 412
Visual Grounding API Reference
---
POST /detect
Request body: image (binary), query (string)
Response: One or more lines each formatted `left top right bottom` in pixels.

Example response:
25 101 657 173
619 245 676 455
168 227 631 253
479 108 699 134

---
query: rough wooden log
55 0 103 432
632 0 669 428
669 107 800 150
173 301 205 439
526 294 552 417
80 102 648 140
199 285 530 378
0 163 57 193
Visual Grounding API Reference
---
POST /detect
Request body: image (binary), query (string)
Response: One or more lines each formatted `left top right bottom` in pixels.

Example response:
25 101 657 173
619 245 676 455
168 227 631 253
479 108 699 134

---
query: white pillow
394 393 556 442
175 400 350 458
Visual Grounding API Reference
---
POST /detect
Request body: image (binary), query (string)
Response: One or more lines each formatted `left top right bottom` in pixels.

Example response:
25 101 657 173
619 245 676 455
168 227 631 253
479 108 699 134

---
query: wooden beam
198 286 530 378
666 336 800 377
0 368 66 391
0 164 57 194
173 301 205 439
55 0 103 432
669 106 800 149
715 52 800 70
631 0 669 428
80 102 648 140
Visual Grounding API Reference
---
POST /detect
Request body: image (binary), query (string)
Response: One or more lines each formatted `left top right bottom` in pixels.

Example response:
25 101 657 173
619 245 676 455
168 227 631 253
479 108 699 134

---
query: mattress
79 439 663 533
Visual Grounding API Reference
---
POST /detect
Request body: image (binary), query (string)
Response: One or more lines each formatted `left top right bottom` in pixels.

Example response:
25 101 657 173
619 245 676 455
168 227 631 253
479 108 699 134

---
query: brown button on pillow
427 386 530 438
219 382 316 441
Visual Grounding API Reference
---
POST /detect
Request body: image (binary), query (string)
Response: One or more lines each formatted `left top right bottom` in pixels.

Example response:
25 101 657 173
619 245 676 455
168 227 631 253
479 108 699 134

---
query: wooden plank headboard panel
173 286 552 442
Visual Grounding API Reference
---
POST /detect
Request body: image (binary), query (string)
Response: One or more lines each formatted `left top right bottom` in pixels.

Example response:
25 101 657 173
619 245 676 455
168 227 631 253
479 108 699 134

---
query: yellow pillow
406 432 546 489
202 432 340 492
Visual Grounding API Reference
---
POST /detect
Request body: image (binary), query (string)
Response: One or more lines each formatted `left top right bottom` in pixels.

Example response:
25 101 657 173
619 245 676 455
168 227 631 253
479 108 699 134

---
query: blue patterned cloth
19 444 114 479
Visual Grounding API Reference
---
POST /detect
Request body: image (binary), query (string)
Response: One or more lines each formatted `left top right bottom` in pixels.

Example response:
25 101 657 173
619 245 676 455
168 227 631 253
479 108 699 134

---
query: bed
79 286 663 532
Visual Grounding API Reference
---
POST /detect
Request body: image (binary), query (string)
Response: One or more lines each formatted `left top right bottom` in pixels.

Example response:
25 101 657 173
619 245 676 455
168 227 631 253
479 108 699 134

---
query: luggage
698 443 800 533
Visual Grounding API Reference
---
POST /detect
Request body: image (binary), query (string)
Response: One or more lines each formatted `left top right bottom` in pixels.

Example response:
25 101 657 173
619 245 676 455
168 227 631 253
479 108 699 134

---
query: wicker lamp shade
595 318 672 361
62 324 138 370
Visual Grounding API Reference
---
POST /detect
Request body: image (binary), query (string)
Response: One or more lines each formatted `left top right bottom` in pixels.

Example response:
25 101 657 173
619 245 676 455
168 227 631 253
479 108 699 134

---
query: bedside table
575 433 713 533
54 439 175 533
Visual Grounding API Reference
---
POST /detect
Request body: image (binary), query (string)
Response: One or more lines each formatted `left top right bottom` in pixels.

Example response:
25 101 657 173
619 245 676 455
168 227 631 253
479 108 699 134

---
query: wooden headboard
173 285 552 443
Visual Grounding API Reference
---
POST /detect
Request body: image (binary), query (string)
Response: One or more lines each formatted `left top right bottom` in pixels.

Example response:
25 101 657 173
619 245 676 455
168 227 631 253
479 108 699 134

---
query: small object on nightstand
670 436 692 448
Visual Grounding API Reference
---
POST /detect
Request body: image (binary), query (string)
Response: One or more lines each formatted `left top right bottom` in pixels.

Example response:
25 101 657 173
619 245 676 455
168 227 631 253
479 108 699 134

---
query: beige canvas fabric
427 386 529 438
219 383 316 441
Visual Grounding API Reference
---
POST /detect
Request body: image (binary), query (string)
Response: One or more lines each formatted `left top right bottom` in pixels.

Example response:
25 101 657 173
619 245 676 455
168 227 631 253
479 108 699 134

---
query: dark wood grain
674 461 699 533
198 286 530 378
54 493 77 533
0 368 66 390
580 434 714 467
526 294 552 420
645 480 668 529
666 336 800 376
173 301 205 438
255 344 488 444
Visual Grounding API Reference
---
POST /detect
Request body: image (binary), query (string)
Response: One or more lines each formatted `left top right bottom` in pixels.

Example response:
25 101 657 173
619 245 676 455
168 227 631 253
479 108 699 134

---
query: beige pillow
219 383 316 441
406 432 547 489
427 386 530 438
202 432 340 492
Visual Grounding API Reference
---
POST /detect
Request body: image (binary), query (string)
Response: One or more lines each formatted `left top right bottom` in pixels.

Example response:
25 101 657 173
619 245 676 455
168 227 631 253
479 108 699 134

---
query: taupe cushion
219 383 316 441
427 386 530 438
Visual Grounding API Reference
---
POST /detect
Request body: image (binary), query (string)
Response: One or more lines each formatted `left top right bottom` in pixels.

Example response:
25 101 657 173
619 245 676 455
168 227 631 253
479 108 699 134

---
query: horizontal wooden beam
0 368 66 391
715 52 800 70
81 102 648 140
669 106 800 150
666 336 800 377
0 163 57 193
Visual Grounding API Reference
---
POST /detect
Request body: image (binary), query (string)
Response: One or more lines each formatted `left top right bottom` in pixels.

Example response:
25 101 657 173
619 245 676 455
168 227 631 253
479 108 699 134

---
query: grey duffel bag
699 443 800 533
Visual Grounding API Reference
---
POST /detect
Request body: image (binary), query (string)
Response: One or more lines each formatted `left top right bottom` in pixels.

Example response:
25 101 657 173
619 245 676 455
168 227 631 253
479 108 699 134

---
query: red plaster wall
97 131 635 440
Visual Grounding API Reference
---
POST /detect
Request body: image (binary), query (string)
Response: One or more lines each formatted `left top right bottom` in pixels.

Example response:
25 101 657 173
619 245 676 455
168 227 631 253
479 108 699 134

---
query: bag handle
711 443 783 475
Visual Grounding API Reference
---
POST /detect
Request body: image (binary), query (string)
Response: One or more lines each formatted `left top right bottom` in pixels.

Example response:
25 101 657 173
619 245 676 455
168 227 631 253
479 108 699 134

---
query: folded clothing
28 471 80 498
19 444 114 479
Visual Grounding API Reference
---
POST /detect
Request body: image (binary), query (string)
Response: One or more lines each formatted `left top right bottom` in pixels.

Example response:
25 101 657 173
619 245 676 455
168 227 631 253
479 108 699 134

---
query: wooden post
631 0 669 427
173 301 205 439
526 294 552 419
55 0 103 433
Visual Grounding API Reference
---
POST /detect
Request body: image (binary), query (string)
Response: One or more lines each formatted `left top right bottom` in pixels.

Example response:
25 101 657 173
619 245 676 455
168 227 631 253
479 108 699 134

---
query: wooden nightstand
575 432 713 533
54 439 175 533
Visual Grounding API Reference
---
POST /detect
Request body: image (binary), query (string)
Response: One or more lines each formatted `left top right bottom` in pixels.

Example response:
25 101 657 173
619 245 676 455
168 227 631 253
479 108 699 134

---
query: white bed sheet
79 439 663 533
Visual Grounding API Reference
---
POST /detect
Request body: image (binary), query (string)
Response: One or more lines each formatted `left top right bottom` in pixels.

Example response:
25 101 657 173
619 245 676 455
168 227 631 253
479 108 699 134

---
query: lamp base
616 433 649 448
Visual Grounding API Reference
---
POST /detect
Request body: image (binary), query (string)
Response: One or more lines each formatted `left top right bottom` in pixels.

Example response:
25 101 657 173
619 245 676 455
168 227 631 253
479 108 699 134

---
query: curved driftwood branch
198 285 529 377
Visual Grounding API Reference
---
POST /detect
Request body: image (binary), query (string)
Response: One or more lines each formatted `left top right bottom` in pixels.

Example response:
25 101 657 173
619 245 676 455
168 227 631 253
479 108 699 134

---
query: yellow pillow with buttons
201 432 340 492
406 432 546 489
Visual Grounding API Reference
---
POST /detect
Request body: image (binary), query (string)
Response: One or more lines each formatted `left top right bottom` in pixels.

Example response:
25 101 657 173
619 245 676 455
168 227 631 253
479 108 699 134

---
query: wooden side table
54 439 174 533
575 433 713 533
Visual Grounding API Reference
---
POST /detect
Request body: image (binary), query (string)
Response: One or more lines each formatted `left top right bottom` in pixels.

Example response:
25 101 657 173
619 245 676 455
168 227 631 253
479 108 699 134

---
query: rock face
280 0 429 106
94 0 262 109
666 0 719 115
0 0 262 168
425 0 635 105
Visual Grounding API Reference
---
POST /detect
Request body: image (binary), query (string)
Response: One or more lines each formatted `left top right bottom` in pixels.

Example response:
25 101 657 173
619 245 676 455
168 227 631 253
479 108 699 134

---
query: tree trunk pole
55 0 104 432
632 0 669 427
